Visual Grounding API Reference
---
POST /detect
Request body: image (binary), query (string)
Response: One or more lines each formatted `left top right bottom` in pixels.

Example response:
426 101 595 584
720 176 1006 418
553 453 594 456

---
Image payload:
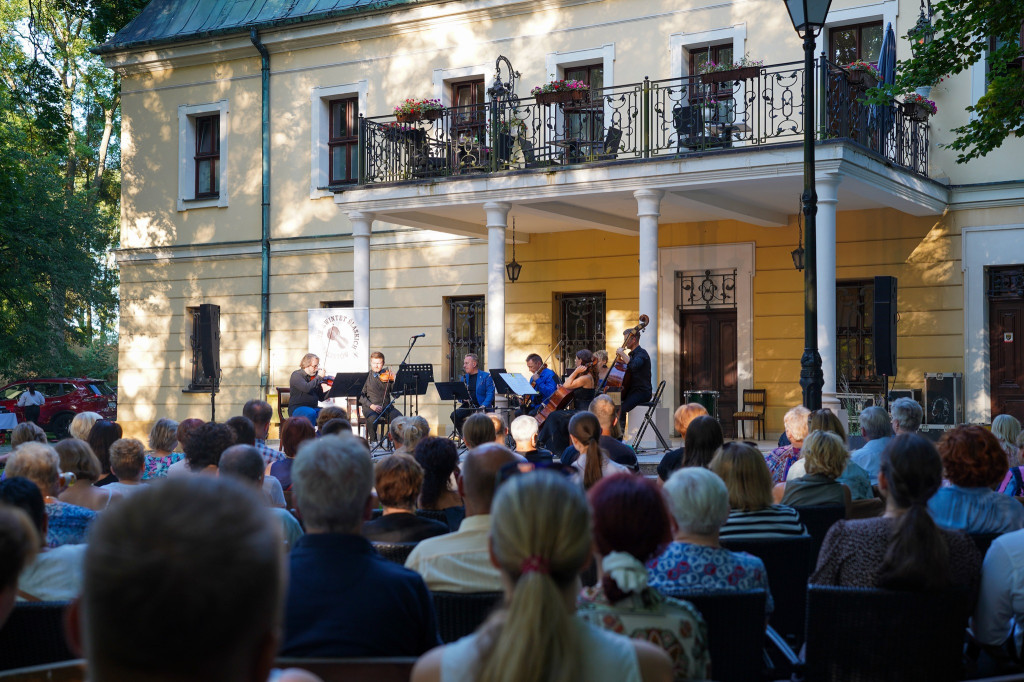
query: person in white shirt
405 443 517 592
973 529 1024 657
16 384 45 425
103 438 147 499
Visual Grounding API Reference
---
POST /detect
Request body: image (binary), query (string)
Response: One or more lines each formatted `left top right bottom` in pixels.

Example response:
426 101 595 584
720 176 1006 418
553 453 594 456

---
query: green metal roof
94 0 426 54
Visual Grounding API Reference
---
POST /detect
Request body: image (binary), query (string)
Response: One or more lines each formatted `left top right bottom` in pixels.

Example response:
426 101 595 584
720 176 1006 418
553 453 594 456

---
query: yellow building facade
99 0 1024 439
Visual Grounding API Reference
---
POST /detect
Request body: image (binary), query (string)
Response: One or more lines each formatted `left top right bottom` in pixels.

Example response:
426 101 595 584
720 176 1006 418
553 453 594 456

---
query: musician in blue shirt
450 353 494 438
525 353 559 414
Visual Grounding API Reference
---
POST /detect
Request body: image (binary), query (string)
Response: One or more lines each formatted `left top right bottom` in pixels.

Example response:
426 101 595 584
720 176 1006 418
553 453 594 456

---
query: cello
598 314 649 395
534 358 597 426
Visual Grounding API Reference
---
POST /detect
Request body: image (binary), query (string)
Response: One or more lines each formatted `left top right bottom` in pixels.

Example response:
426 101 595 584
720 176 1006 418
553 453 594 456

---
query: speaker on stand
873 276 898 410
198 303 221 421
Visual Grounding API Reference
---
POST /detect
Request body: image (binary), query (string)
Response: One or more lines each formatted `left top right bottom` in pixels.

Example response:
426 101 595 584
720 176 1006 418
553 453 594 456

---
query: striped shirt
719 505 807 540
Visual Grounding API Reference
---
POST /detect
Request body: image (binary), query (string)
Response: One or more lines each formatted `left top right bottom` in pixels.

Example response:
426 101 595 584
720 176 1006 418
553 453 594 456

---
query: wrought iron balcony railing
354 57 928 187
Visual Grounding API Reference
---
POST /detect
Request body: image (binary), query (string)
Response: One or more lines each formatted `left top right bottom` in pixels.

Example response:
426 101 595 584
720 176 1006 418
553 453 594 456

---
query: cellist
562 349 598 411
524 353 559 415
615 327 653 426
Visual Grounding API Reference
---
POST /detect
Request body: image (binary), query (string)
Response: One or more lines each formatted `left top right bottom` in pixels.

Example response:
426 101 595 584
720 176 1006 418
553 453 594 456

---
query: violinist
359 351 401 442
524 353 559 415
289 353 329 419
615 328 653 426
562 349 599 411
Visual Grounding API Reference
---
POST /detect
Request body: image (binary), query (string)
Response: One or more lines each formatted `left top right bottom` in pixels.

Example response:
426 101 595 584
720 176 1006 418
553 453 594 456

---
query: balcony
353 58 929 190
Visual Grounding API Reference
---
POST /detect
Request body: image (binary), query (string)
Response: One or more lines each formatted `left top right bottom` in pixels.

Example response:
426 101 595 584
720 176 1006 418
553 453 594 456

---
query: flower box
395 109 442 124
902 101 934 123
534 89 590 106
700 65 760 85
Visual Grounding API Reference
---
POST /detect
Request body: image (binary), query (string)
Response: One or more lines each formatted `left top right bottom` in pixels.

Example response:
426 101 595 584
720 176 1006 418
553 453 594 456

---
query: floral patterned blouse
45 500 97 548
764 445 800 484
143 451 185 480
578 583 712 681
647 541 773 613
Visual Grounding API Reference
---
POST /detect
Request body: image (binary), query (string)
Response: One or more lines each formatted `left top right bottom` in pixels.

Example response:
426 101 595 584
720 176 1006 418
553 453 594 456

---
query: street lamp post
783 0 833 411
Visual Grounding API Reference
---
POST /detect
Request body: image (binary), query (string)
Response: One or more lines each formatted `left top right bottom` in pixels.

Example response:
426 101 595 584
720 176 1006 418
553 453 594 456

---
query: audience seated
929 425 1024 534
6 442 96 547
973 526 1024 659
406 444 516 592
270 417 316 490
392 416 430 456
890 397 923 435
168 421 235 478
710 442 807 540
578 473 711 680
677 415 724 469
363 454 449 543
320 418 352 436
787 409 873 500
316 405 349 435
849 406 893 484
67 475 320 682
568 411 631 490
87 419 123 486
764 406 810 483
812 434 981 598
511 415 553 463
992 414 1023 467
219 444 304 551
0 502 37 625
244 399 286 465
562 396 640 471
55 438 120 511
461 413 496 450
142 416 182 479
174 416 204 453
12 421 47 448
0 477 85 601
224 414 287 508
780 431 852 512
657 403 709 482
647 467 773 613
414 437 463 511
411 470 673 682
103 438 147 498
68 411 102 443
281 436 440 657
488 413 509 445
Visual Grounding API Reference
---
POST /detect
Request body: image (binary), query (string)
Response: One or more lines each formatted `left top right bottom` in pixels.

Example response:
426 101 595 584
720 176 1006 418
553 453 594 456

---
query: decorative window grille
676 269 737 310
446 296 486 380
556 293 606 375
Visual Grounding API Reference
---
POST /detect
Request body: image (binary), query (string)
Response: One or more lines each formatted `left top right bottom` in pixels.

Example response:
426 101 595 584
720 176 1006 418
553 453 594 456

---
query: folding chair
631 380 671 452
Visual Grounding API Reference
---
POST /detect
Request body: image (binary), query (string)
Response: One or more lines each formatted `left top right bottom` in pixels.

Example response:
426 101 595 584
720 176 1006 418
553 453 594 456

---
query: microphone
411 333 426 339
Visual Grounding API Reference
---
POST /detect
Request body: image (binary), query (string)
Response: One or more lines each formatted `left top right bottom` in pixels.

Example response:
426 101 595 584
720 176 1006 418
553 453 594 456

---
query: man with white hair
510 415 553 463
648 467 773 612
850 406 895 484
890 397 923 435
281 436 440 657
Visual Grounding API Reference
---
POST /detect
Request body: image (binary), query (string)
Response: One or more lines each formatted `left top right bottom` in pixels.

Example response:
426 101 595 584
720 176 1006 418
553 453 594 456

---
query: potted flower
901 92 938 122
698 55 764 85
530 78 590 106
393 98 444 123
842 61 881 88
381 121 418 142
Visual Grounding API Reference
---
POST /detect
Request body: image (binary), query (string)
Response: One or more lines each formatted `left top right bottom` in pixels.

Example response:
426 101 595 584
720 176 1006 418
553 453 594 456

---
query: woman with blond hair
56 439 120 512
786 409 873 500
411 471 672 682
711 442 807 540
992 414 1022 467
68 411 102 442
143 417 182 480
780 431 851 512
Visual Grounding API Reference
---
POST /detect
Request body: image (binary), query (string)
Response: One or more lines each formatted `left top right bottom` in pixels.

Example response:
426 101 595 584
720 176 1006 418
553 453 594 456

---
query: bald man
405 444 517 593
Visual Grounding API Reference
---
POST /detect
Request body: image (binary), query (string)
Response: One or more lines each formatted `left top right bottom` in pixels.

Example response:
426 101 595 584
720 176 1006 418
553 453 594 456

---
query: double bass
598 314 649 394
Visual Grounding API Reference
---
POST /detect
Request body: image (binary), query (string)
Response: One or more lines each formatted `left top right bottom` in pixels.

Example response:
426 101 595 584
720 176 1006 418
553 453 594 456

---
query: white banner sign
307 307 369 377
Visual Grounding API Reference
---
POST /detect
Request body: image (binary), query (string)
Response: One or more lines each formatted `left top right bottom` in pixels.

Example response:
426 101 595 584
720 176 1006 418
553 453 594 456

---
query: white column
349 211 373 311
634 189 663 383
483 202 510 372
815 173 842 415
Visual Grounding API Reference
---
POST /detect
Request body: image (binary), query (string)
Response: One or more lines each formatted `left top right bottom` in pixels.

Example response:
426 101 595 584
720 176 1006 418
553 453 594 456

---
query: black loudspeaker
198 304 221 380
873 276 898 376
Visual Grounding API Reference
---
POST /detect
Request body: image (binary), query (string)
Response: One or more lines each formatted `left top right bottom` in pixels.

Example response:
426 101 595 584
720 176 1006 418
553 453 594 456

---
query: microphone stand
397 335 422 417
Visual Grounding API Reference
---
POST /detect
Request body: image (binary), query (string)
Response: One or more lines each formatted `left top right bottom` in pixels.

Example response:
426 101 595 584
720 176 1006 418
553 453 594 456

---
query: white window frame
432 64 489 107
177 100 229 212
812 2 898 64
310 80 369 199
543 44 615 138
669 26 746 79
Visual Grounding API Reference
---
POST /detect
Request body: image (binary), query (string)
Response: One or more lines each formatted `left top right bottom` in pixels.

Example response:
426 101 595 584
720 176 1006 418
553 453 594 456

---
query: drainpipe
250 28 271 399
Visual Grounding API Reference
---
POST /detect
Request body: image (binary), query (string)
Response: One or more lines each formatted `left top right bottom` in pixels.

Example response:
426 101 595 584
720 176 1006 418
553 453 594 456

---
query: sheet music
501 373 538 397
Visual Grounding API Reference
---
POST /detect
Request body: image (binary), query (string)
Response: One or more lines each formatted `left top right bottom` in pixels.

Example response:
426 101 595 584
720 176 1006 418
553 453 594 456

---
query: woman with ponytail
579 473 711 681
812 434 980 595
569 411 630 490
412 471 672 682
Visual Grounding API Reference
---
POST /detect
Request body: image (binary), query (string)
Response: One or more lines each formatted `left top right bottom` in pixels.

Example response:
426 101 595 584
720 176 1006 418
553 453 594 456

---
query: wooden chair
0 602 75 671
733 389 767 440
276 386 290 424
431 591 503 643
276 657 417 682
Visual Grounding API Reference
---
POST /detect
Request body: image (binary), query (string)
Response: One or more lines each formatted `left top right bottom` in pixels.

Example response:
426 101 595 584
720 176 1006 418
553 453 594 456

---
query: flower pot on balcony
845 69 879 89
534 89 590 106
700 65 760 85
395 109 442 124
902 101 934 123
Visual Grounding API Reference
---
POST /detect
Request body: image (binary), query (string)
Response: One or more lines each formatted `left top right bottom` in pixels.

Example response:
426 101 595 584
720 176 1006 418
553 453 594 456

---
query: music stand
435 381 471 443
396 363 434 417
326 373 370 438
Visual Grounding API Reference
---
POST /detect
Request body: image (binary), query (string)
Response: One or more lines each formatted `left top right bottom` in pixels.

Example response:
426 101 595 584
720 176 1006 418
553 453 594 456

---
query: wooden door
680 310 738 436
990 297 1024 422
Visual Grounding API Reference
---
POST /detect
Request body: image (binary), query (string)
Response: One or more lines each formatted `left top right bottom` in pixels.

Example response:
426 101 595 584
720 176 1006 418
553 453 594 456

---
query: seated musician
289 353 329 419
358 351 402 442
450 354 495 437
562 349 598 412
594 350 611 385
524 353 559 415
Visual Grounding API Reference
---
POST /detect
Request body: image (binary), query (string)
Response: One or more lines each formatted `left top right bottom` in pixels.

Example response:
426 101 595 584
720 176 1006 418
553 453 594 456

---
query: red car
0 378 117 438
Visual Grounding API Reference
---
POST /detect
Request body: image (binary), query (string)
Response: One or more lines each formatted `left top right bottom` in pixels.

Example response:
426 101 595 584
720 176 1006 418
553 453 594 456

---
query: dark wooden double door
680 310 738 437
991 294 1024 423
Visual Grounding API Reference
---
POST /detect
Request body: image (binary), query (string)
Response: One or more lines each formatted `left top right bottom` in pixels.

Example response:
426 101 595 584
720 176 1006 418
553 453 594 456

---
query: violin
599 315 649 394
378 367 395 383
